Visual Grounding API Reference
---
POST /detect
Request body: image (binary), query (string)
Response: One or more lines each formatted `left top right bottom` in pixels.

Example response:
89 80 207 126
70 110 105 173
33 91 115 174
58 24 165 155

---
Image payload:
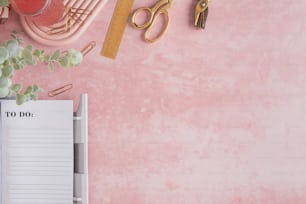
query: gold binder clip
48 84 73 97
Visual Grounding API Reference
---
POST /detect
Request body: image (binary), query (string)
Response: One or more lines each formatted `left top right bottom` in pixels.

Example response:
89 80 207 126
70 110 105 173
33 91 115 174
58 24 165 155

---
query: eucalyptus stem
0 33 83 105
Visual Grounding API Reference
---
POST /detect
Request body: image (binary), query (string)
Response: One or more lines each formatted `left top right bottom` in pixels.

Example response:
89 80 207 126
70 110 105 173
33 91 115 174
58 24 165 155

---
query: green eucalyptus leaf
7 78 11 87
14 63 21 70
18 60 26 68
0 46 9 64
6 39 21 58
0 77 9 88
11 57 17 63
2 65 14 77
3 59 9 66
32 84 41 92
0 87 9 97
51 50 60 60
22 48 33 63
25 59 35 65
48 62 54 71
25 45 33 51
11 84 22 93
16 94 26 105
67 49 83 66
0 0 8 7
0 77 11 88
33 49 40 57
7 89 14 97
30 93 38 100
24 86 33 95
44 55 50 61
59 57 69 67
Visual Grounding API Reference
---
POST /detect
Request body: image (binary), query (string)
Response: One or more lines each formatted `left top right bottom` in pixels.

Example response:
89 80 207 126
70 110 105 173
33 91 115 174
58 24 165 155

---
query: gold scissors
131 0 173 43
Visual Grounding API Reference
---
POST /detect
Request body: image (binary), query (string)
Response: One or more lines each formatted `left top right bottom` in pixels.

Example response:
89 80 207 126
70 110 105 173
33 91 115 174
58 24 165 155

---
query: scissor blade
194 12 200 26
194 0 205 26
200 7 209 29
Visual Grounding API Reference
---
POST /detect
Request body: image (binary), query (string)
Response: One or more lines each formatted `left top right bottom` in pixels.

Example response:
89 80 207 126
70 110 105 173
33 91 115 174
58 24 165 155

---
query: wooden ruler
101 0 134 59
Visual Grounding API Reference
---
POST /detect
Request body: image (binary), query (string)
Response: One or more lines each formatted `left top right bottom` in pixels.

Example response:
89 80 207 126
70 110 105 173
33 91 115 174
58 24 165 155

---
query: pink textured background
1 0 306 203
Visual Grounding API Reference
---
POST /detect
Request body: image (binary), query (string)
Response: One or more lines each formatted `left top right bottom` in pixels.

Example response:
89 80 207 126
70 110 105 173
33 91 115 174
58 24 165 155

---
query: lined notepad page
0 100 73 204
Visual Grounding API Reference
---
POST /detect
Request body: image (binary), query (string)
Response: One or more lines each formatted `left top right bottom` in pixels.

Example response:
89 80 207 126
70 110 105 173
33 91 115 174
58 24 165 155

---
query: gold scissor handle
131 7 154 29
144 9 169 43
131 0 172 43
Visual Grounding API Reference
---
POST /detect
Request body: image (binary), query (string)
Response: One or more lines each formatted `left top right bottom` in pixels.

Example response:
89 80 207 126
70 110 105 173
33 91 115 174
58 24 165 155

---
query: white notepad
0 100 73 204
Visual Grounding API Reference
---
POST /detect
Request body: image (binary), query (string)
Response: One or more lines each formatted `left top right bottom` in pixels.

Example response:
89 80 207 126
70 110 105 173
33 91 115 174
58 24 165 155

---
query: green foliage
0 33 83 104
0 0 8 7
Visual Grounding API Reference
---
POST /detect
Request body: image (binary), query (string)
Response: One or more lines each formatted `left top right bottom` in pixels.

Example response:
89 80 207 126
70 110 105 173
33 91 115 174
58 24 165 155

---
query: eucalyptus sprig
0 33 83 105
0 0 8 7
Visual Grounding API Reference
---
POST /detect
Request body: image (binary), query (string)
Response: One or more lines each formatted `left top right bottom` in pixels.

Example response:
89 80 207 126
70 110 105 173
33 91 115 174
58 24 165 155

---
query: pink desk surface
1 0 306 203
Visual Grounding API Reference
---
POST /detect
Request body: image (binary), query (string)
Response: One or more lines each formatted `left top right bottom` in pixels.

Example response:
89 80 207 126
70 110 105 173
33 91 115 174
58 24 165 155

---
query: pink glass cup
10 0 65 26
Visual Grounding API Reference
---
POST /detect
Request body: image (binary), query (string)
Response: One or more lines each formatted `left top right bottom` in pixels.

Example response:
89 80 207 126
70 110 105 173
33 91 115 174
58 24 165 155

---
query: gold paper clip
48 84 73 97
81 41 96 56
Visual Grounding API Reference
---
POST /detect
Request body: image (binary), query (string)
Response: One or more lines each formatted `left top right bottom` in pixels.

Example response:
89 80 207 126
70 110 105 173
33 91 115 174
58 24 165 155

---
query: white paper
0 100 73 204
